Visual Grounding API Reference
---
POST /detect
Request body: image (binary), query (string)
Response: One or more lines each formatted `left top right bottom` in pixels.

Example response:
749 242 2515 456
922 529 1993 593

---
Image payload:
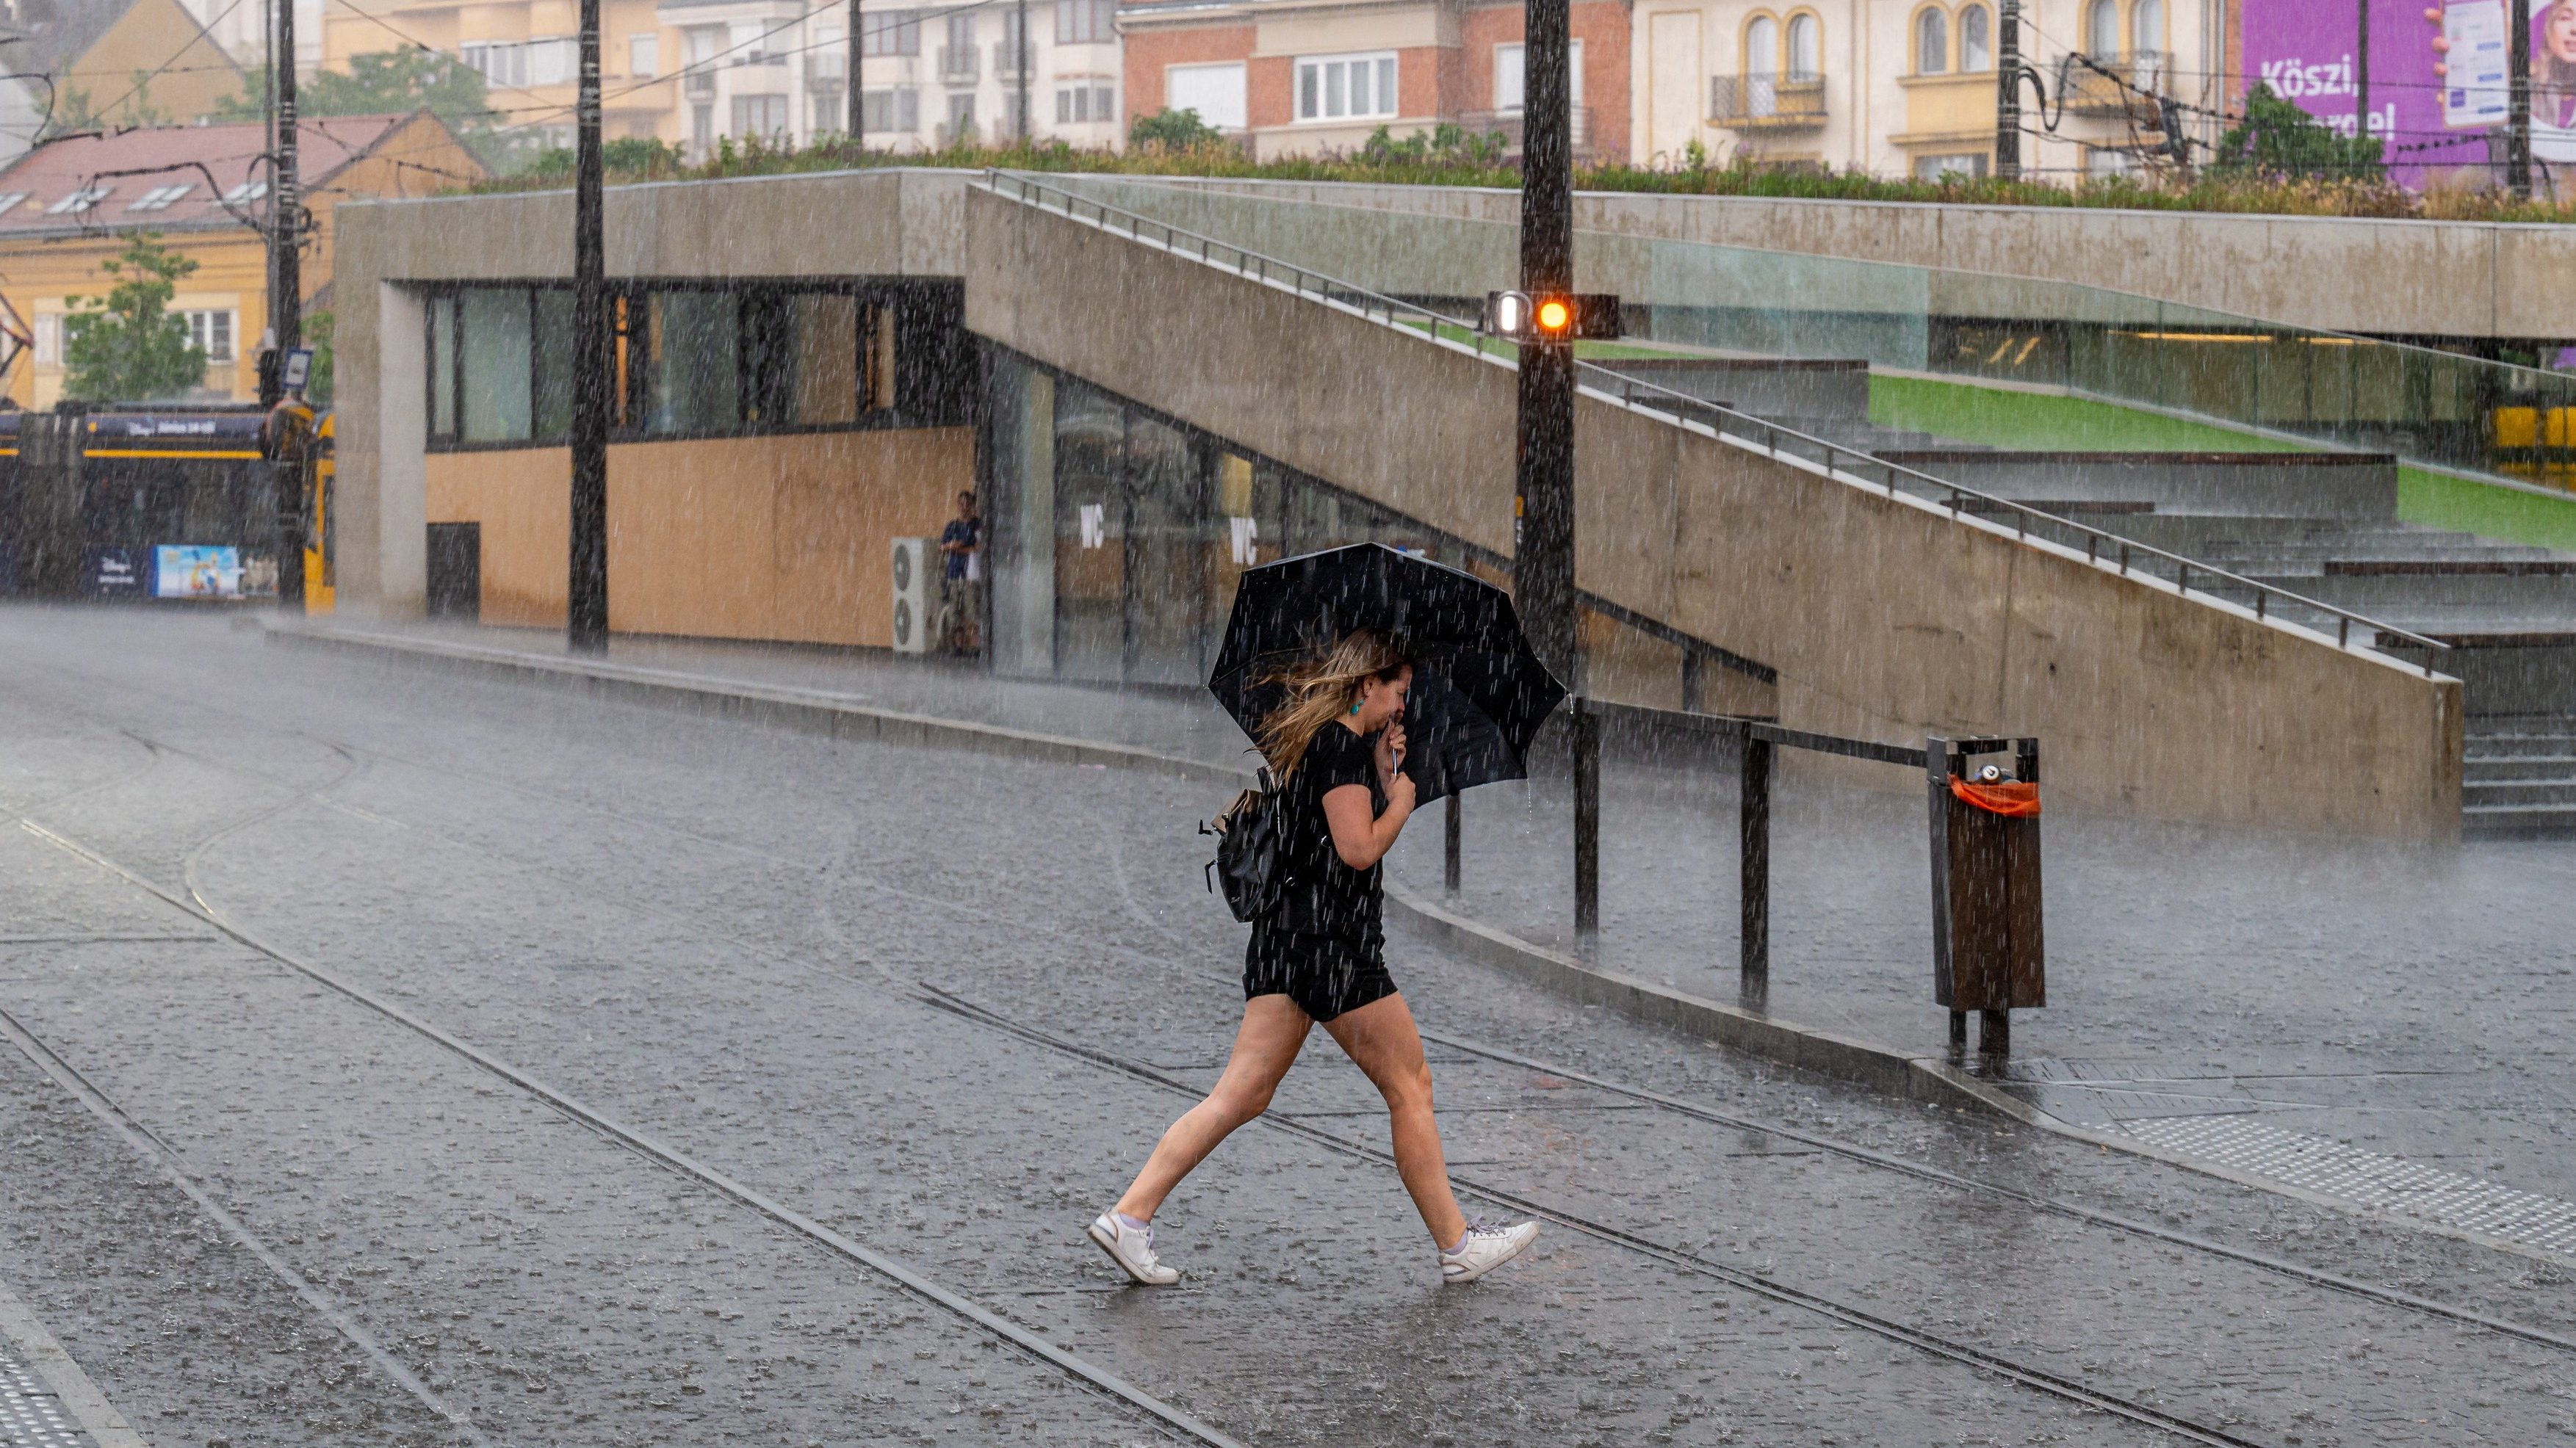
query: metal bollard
1444 789 1462 894
1573 697 1600 945
1738 731 1772 1010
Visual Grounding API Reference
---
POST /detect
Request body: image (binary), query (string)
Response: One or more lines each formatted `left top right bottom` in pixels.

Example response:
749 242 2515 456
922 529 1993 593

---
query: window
1164 61 1245 129
32 313 57 366
1960 4 1991 70
944 91 976 145
2086 145 2135 175
1056 0 1112 43
629 32 658 76
1296 51 1397 122
947 12 975 51
1493 40 1583 111
1746 16 1778 76
527 36 574 84
692 104 713 153
2129 0 2163 81
728 20 768 60
2085 0 2118 58
184 309 234 363
0 191 27 214
46 186 108 214
1913 7 1948 74
222 178 267 203
862 10 920 56
1911 151 1988 178
732 93 790 139
862 87 920 132
126 182 194 211
1056 82 1116 123
1786 14 1819 77
461 40 530 88
998 8 1027 72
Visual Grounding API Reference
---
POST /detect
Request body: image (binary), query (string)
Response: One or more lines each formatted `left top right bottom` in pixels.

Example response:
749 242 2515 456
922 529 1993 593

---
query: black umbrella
1209 543 1567 804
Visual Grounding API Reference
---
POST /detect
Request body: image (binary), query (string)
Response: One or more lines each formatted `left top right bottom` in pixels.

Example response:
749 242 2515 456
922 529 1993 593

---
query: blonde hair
1255 629 1409 780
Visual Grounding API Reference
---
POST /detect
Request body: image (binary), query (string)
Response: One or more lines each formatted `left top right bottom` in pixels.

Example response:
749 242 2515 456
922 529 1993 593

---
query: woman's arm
1324 775 1415 870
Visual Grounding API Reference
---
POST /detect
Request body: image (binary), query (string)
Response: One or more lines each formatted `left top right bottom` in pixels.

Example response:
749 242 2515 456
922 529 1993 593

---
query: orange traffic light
1535 298 1572 334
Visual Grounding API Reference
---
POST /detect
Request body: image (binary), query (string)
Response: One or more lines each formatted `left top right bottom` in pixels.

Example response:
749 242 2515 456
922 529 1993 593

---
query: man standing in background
938 489 983 656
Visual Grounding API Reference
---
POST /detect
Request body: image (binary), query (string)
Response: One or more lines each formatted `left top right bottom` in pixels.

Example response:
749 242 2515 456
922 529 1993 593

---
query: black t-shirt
1269 723 1386 939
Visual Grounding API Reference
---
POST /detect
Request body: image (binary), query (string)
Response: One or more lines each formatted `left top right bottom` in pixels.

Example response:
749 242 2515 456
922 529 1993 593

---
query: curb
0 1274 149 1448
258 620 2576 1268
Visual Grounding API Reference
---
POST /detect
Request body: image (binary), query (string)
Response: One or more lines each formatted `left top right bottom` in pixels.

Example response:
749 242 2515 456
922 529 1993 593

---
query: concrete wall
967 186 2463 836
331 168 973 620
1089 175 2576 342
424 430 972 642
1871 452 2403 521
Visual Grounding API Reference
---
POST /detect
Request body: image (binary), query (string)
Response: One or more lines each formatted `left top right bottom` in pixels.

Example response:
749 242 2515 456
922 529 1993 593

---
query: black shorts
1244 922 1397 1024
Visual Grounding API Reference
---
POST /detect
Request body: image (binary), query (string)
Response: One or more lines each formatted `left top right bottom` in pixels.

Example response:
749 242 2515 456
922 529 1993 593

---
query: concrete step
2463 778 2576 807
2463 801 2576 834
2464 753 2576 778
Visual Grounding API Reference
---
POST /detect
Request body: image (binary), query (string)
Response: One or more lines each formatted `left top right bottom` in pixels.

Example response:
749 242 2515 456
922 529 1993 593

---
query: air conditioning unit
890 536 931 654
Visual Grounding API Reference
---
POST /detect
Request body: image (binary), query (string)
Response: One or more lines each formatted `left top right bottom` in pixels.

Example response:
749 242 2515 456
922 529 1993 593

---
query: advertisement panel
87 547 146 600
153 545 242 599
2243 0 2576 181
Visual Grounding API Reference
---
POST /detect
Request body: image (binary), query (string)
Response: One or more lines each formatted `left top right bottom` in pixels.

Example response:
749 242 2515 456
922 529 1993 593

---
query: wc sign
1229 515 1258 565
1078 502 1106 549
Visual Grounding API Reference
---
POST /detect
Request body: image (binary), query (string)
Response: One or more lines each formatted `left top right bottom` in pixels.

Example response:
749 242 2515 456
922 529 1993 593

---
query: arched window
1787 12 1820 79
1915 6 1949 74
2131 0 2163 54
2086 0 2119 58
1959 4 1991 70
1747 14 1780 76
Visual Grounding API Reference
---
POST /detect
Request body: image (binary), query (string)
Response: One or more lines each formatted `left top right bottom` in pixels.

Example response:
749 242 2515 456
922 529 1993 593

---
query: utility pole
1994 0 2021 180
269 0 306 606
2355 0 2370 163
1515 0 1577 696
569 0 610 651
1016 0 1031 142
2509 0 2533 199
848 0 863 146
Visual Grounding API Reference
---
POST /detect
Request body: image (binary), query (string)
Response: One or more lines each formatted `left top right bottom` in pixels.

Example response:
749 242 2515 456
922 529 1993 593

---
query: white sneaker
1440 1217 1539 1284
1089 1212 1179 1286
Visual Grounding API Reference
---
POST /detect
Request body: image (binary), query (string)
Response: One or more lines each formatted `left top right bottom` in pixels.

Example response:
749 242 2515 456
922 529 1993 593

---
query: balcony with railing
992 40 1030 81
1709 72 1826 129
1453 106 1594 162
806 53 845 93
938 45 979 84
2059 50 2165 120
682 66 716 99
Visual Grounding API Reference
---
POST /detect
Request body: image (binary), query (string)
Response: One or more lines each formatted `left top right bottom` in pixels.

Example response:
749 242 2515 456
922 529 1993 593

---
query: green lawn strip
1866 374 2306 452
2398 467 2576 549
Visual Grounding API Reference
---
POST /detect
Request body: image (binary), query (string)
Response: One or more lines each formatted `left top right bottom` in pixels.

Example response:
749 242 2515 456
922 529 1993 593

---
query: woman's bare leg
1114 994 1313 1221
1322 992 1468 1248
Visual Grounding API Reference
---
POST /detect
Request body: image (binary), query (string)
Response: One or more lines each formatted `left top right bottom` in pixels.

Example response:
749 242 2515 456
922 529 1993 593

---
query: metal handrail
979 169 2452 674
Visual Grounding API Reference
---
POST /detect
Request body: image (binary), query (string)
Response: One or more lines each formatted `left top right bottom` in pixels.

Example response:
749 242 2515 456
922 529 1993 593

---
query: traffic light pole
569 0 610 652
1515 0 1578 696
1994 0 2020 181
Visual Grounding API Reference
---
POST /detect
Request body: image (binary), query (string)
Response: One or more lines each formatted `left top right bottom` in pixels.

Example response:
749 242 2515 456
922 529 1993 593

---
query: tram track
104 706 2576 1358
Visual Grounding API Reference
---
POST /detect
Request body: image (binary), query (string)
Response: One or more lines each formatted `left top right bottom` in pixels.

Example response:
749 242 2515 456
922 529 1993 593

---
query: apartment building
1117 0 1631 161
852 0 1127 151
1634 0 2226 175
320 0 677 150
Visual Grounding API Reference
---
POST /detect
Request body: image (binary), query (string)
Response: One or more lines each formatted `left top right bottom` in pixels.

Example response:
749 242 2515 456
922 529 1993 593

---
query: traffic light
1484 290 1623 343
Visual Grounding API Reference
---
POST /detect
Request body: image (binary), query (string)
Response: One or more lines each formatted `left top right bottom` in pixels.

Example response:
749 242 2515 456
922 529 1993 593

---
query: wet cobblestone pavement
4 609 2576 1445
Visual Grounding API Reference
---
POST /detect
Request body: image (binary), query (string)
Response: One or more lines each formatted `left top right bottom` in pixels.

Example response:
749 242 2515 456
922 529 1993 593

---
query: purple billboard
2243 0 2576 184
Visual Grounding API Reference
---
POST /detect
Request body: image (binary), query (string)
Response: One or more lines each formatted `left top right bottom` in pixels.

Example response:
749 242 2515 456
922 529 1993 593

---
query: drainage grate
0 1344 90 1448
2121 1115 2576 1261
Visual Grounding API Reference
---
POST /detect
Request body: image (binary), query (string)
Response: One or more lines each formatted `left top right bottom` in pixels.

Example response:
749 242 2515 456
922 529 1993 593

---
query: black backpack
1201 767 1284 923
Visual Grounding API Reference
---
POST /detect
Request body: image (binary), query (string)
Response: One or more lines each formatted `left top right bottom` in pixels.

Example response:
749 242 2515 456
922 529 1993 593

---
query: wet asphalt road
2 607 2574 1447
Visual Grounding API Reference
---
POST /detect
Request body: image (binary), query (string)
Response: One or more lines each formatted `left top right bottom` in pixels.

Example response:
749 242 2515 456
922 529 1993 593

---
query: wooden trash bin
1927 736 2043 1055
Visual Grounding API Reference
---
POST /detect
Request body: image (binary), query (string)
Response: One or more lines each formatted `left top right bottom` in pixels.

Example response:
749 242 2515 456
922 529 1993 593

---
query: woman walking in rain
1089 629 1540 1286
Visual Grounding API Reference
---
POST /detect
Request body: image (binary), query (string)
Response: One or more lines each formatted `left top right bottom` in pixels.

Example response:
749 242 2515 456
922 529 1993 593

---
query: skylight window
46 185 109 214
221 178 269 203
126 183 195 211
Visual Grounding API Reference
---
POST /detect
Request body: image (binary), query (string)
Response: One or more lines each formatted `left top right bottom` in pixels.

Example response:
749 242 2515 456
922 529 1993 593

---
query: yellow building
0 0 247 150
0 112 487 408
320 0 681 149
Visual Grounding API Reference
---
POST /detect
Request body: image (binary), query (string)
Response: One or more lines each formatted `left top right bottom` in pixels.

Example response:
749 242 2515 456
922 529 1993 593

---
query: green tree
2214 84 2383 178
220 48 493 126
301 308 336 408
1128 107 1226 150
61 234 207 402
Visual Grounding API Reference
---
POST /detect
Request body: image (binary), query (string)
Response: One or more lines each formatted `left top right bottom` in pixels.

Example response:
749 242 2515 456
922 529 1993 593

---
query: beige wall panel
1254 9 1446 55
422 430 970 643
967 188 2461 836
